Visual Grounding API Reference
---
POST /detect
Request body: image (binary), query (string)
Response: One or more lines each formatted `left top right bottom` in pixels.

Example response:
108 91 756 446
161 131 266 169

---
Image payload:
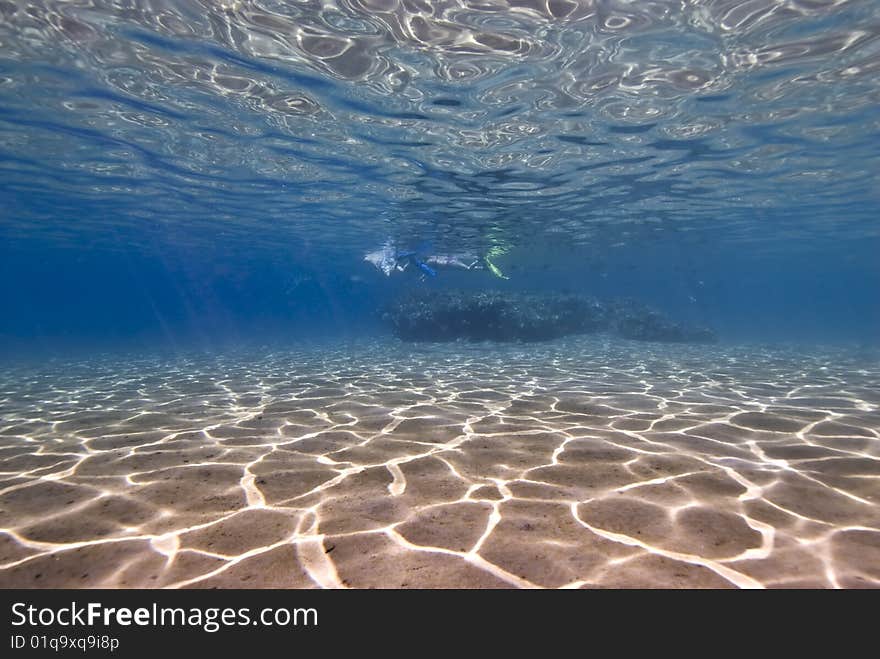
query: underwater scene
1 1 879 589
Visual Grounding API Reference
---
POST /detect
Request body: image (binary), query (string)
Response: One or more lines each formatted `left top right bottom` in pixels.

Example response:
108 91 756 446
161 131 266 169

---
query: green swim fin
485 256 509 279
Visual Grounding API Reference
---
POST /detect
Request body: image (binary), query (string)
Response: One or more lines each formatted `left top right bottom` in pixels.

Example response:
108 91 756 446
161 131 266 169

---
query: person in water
364 241 508 279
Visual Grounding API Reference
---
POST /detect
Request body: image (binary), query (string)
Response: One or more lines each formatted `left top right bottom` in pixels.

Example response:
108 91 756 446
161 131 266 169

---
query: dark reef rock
608 301 717 343
384 290 716 344
386 291 609 342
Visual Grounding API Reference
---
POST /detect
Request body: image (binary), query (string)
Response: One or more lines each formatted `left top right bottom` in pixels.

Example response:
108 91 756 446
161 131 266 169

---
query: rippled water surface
2 0 879 252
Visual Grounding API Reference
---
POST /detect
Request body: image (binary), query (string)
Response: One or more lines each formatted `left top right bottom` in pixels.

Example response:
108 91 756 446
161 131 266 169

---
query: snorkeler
364 241 498 278
364 237 513 280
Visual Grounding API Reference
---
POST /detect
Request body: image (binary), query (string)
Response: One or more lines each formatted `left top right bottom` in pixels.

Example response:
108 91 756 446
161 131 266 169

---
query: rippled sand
1 338 878 589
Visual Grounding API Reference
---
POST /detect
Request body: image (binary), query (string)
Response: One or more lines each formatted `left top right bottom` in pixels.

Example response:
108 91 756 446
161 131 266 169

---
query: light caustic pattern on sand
1 338 878 589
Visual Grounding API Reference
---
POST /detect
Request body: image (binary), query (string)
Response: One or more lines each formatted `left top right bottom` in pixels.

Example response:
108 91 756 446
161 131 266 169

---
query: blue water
1 0 878 354
3 2 880 590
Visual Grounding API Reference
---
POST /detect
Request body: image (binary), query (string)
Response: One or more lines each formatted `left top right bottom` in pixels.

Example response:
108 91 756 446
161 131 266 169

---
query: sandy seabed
1 337 878 589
